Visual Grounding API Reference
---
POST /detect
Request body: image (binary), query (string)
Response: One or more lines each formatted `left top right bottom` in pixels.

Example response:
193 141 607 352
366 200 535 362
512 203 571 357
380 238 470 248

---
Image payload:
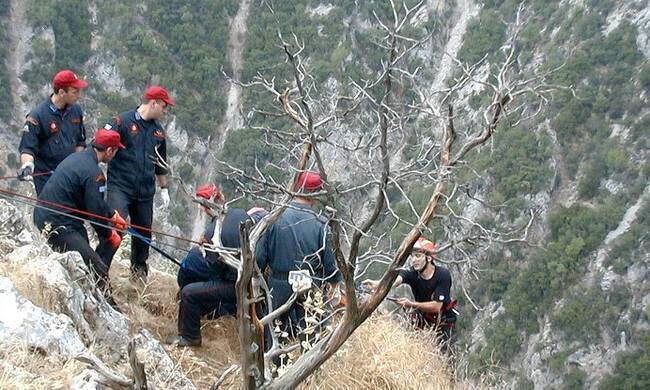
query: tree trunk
236 219 265 389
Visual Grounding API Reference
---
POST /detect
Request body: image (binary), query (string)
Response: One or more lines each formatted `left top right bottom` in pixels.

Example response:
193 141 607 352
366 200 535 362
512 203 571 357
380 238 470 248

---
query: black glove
17 163 34 181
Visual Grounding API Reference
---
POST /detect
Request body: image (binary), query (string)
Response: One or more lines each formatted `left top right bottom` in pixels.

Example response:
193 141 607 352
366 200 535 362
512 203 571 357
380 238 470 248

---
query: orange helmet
413 236 437 256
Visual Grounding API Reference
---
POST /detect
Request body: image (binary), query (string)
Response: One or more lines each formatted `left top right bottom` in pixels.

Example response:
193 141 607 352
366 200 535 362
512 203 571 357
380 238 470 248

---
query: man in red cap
256 171 342 340
363 236 457 350
167 184 267 347
34 129 128 310
18 69 89 194
96 85 175 282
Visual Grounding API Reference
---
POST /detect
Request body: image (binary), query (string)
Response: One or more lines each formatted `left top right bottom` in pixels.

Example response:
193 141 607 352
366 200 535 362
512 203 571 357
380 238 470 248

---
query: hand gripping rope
0 185 194 265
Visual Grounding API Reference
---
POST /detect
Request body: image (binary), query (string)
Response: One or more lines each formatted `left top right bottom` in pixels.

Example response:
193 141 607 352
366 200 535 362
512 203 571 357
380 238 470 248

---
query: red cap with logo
143 86 175 106
92 129 126 149
196 183 224 203
53 70 88 90
295 171 323 192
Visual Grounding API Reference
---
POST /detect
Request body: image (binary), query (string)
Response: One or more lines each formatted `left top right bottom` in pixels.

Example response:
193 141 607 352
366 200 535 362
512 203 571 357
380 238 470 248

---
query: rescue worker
167 184 267 347
18 70 88 195
256 171 342 338
33 129 128 308
95 86 174 282
363 236 457 350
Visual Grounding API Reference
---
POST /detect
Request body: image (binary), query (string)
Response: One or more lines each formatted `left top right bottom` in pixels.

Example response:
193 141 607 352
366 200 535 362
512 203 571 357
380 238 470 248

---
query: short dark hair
53 86 72 95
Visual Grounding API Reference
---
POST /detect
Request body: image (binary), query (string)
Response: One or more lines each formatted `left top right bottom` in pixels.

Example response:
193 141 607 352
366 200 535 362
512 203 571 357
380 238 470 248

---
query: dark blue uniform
177 208 264 343
19 98 86 194
256 202 341 335
34 149 113 281
177 208 248 288
96 109 168 275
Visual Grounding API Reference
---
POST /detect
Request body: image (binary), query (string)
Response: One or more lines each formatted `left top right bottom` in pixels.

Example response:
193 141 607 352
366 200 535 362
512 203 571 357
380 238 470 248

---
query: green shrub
459 10 507 64
578 158 606 199
478 317 522 365
564 368 587 390
484 127 552 199
640 64 650 90
599 332 650 389
552 287 605 343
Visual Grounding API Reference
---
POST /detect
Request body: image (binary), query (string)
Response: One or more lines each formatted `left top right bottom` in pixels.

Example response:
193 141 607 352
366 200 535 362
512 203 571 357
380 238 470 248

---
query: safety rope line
127 227 182 266
0 190 192 258
0 186 201 245
0 171 52 180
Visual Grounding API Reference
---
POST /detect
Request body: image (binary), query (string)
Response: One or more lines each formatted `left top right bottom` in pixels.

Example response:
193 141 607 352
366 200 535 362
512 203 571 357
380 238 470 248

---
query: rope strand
0 188 194 259
0 186 201 245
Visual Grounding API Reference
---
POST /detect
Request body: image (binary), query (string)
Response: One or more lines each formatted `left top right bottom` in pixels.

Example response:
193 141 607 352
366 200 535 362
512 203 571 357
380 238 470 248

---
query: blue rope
127 227 182 266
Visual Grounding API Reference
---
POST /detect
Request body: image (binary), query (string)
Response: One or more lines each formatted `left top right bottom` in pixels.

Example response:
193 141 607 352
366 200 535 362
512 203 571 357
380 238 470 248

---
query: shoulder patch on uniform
113 115 122 126
71 117 81 124
48 120 60 134
25 116 39 126
153 129 165 139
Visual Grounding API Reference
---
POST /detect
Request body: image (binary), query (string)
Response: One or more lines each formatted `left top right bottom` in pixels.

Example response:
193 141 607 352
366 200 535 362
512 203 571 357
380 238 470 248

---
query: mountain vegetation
0 0 648 388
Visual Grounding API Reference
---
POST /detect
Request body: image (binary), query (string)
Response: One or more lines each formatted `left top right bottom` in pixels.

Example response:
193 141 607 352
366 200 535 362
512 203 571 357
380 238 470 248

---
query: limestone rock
0 276 86 357
69 369 104 390
0 198 25 236
133 329 197 389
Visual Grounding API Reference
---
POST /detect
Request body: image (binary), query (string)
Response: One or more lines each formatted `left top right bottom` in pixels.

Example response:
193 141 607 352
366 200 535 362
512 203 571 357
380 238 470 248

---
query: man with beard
363 236 457 350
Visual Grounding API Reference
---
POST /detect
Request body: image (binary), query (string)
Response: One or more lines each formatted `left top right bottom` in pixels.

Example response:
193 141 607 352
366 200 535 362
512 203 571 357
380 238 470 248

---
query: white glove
17 162 34 182
160 188 170 208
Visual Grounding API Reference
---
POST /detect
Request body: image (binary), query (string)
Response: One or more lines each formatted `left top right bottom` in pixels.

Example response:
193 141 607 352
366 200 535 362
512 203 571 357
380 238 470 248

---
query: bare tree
208 2 562 388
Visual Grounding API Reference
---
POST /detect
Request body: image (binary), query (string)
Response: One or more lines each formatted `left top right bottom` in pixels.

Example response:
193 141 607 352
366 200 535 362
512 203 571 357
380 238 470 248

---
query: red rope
0 186 201 245
0 171 52 180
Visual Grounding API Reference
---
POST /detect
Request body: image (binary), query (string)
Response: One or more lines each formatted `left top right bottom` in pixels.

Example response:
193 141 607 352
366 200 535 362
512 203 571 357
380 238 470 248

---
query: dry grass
0 342 83 390
110 260 241 389
110 261 462 389
0 258 62 314
301 314 456 390
2 255 463 389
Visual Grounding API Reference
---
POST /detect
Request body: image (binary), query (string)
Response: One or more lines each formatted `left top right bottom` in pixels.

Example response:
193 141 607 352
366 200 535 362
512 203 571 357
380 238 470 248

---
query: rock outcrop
0 199 194 388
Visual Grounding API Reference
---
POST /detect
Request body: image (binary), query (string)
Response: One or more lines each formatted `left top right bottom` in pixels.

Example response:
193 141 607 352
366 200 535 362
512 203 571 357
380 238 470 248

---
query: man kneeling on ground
166 184 266 347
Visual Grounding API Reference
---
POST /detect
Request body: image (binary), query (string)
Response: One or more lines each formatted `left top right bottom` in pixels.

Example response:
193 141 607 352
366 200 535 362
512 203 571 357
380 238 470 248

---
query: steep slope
0 0 648 388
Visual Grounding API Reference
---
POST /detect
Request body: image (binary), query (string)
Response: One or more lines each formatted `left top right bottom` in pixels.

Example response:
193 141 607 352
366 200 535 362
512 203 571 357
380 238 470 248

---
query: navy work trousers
97 188 153 274
178 279 237 341
47 225 109 282
177 247 219 290
33 174 48 196
267 276 306 338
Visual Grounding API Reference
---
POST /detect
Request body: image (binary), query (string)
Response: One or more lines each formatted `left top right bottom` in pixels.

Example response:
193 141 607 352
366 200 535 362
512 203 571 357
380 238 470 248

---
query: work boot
165 335 201 347
130 264 148 284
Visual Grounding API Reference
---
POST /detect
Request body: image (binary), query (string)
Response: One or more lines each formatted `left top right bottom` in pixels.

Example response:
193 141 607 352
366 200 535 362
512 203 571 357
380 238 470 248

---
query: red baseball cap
195 183 224 203
53 70 88 90
92 129 126 149
296 171 323 192
143 86 175 106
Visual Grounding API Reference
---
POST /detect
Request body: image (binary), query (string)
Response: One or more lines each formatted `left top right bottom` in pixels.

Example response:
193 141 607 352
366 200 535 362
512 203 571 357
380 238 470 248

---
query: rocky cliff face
0 199 196 388
0 0 648 388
